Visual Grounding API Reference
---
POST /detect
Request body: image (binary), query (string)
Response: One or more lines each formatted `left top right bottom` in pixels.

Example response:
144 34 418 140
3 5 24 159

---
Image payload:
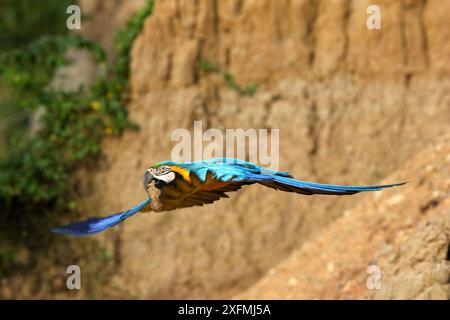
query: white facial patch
153 171 175 183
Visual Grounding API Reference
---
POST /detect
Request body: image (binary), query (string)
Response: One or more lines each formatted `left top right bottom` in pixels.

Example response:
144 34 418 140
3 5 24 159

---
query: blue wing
170 158 406 195
164 157 292 182
52 198 151 236
235 173 405 195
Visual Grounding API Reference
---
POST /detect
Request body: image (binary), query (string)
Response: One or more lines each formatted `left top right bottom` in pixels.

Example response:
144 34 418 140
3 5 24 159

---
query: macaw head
143 164 176 190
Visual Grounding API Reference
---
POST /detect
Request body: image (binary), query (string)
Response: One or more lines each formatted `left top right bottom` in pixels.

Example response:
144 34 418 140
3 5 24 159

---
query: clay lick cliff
70 0 450 299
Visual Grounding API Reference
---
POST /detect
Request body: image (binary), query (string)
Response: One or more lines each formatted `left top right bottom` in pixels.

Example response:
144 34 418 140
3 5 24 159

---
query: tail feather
52 198 151 236
242 173 406 195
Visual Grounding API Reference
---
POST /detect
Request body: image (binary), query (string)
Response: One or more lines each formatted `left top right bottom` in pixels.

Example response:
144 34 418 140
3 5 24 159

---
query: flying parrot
52 158 405 236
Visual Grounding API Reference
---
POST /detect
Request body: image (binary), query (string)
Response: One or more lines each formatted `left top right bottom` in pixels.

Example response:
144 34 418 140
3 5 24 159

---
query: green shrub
0 0 73 51
0 0 154 242
198 59 259 96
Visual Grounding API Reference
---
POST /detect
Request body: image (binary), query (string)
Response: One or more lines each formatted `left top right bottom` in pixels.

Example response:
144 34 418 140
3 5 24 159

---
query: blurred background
0 0 449 299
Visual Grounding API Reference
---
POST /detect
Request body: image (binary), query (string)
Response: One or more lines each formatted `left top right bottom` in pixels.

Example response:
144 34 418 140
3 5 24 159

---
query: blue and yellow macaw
53 158 405 236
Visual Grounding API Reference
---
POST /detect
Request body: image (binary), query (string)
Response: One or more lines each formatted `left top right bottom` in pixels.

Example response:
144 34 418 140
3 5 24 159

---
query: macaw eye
157 166 171 175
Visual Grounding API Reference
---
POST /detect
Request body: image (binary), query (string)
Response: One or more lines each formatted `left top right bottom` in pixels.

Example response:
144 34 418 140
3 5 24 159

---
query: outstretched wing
174 182 249 209
235 173 405 195
52 198 151 236
174 158 405 197
158 168 247 211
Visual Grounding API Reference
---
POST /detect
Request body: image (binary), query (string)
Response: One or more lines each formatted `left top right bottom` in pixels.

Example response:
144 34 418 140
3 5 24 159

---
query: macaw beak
143 170 154 189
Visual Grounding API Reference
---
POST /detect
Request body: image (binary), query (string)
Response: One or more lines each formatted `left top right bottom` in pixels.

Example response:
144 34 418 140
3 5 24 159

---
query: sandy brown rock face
368 214 450 300
76 0 450 298
237 139 450 299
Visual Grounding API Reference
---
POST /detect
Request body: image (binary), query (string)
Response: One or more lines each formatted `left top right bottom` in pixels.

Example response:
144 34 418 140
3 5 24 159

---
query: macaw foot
146 180 162 211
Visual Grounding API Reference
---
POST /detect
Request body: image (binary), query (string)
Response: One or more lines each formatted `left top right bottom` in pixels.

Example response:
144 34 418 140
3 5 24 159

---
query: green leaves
0 35 106 94
198 59 259 96
0 0 73 51
222 72 259 96
0 0 155 229
113 0 154 79
198 60 221 74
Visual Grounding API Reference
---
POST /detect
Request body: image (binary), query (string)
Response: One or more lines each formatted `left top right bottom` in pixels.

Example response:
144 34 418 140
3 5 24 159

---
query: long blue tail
241 173 406 195
52 198 151 236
